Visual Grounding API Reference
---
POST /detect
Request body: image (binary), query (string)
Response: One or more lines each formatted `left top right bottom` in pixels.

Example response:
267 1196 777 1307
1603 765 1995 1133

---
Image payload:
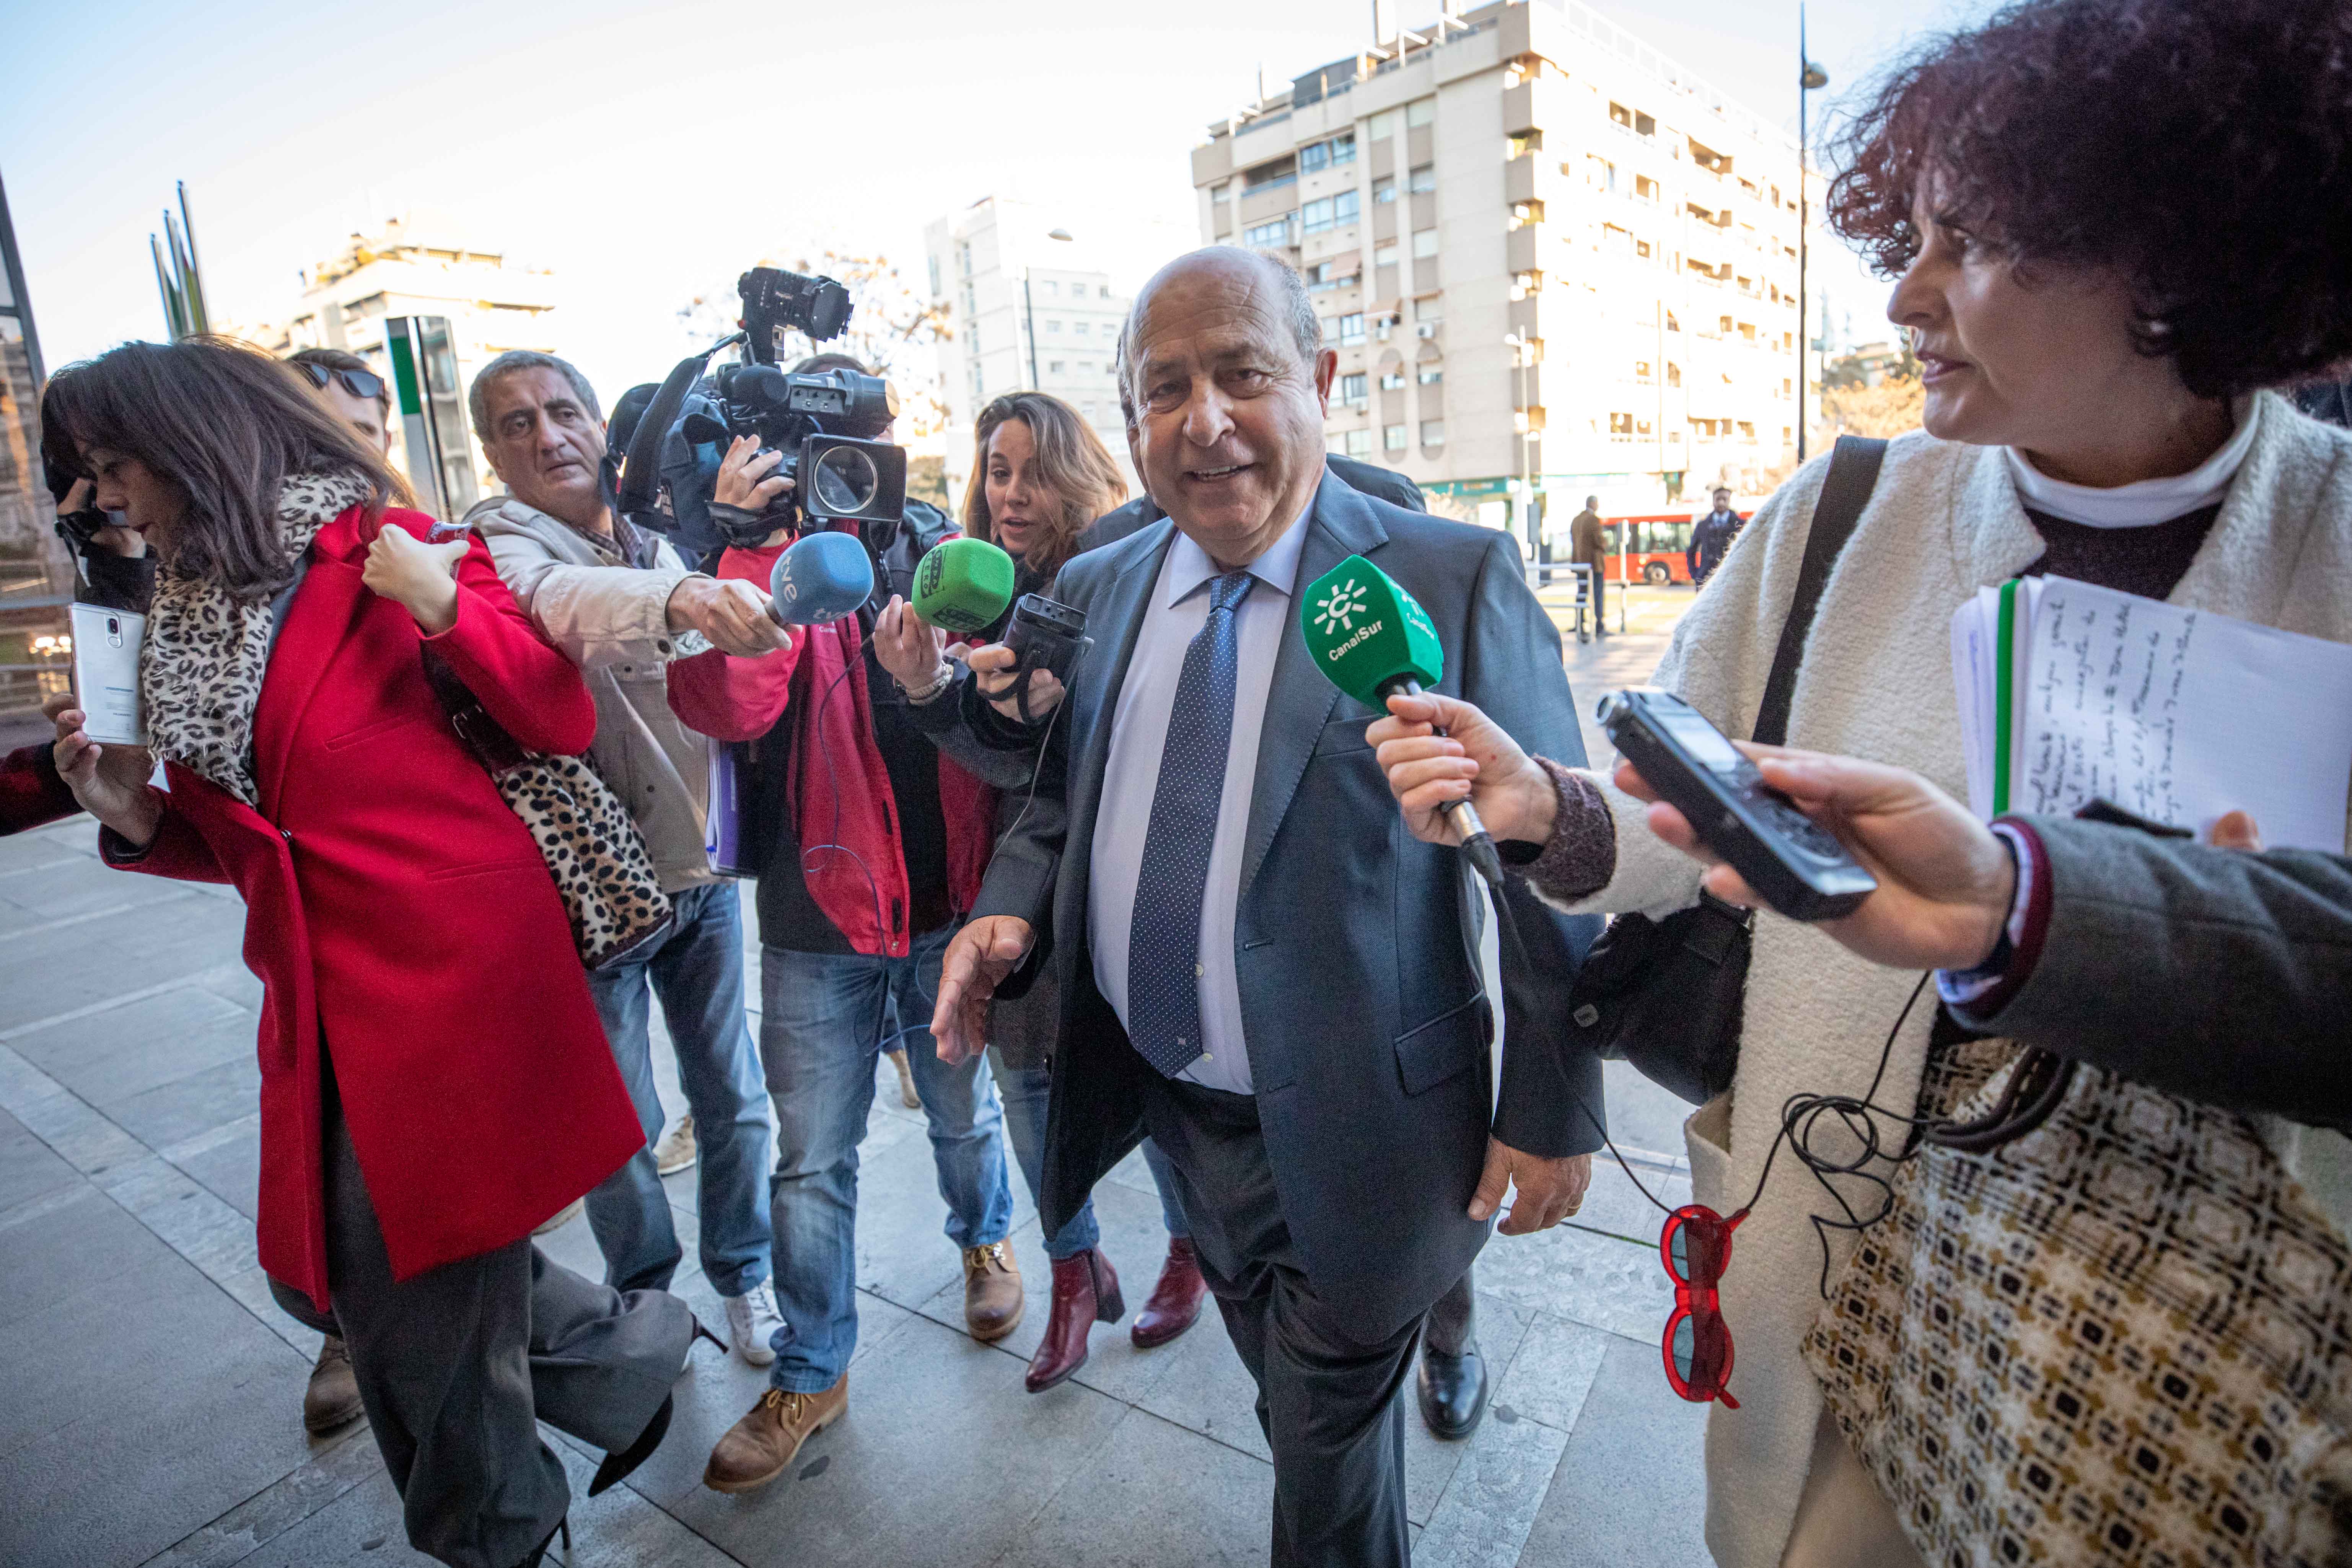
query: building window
1301 140 1330 175
1420 419 1446 446
1406 97 1435 128
1335 189 1359 225
1407 164 1436 195
1243 157 1298 192
1304 261 1339 293
1380 370 1406 390
1345 428 1374 457
1341 372 1368 405
1049 360 1066 373
1244 217 1293 248
1339 313 1366 345
1411 228 1440 259
1635 174 1660 202
1418 367 1443 385
1610 412 1635 435
1211 182 1230 203
1508 130 1544 158
1303 197 1333 233
1046 320 1062 334
1330 131 1357 165
1043 280 1059 296
1385 423 1409 451
1077 361 1092 374
1668 363 1682 386
1319 316 1339 344
1373 241 1399 268
1369 108 1401 140
1099 285 1112 299
1634 360 1652 382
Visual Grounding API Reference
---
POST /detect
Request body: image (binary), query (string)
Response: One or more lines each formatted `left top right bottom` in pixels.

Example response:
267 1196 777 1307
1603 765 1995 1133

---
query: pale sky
4 0 1984 403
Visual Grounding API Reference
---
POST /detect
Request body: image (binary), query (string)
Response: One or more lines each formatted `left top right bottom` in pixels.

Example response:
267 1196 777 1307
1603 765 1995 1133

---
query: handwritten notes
1950 577 2352 849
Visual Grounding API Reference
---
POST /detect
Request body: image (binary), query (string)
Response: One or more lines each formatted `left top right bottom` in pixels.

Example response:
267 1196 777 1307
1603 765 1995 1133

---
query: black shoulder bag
1564 436 1887 1104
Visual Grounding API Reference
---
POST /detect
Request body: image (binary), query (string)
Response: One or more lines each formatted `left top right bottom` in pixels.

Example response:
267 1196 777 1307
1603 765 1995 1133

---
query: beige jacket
467 495 717 895
1538 391 2352 1568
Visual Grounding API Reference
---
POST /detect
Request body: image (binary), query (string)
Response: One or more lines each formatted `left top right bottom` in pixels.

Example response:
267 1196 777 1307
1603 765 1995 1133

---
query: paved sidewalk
0 605 1709 1568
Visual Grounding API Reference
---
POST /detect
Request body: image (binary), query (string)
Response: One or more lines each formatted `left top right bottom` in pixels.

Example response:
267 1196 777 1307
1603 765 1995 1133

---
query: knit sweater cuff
1509 757 1616 902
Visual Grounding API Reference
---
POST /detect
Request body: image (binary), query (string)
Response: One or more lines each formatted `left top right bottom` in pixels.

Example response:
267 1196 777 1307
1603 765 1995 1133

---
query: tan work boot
963 1239 1025 1342
303 1335 363 1434
702 1377 849 1493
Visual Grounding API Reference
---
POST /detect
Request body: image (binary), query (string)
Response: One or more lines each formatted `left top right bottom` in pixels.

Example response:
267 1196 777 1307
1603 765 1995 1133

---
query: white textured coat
1541 391 2352 1568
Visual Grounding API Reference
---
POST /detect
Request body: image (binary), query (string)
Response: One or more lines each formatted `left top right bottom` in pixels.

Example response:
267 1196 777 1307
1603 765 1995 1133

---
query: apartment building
234 213 560 519
924 197 1138 503
1191 0 1815 533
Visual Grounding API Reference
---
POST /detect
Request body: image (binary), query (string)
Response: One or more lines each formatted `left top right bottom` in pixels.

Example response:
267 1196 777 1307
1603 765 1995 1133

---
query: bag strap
1751 435 1886 747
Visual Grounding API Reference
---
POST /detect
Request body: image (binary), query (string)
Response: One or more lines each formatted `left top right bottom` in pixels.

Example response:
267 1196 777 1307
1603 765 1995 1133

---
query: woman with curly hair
45 338 695 1568
1369 0 2352 1561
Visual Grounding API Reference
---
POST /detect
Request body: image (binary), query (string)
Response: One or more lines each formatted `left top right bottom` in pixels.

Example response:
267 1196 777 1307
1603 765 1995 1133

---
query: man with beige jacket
465 349 790 1367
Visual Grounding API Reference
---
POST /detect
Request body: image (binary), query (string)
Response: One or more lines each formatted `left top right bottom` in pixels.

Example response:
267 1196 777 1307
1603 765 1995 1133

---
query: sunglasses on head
298 361 386 403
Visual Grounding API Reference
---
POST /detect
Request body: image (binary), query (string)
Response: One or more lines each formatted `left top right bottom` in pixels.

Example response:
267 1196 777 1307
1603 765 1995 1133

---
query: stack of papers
1949 576 2352 848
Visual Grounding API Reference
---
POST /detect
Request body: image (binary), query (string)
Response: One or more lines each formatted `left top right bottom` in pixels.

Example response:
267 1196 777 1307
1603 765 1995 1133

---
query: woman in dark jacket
45 339 693 1568
874 391 1208 1392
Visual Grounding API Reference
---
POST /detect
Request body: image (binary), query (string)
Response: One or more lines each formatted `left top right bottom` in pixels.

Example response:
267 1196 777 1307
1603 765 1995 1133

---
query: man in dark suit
1075 448 1495 1441
930 247 1603 1566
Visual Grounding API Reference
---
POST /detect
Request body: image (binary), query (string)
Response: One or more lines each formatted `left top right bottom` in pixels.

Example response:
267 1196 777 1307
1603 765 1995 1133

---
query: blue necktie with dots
1126 570 1256 1078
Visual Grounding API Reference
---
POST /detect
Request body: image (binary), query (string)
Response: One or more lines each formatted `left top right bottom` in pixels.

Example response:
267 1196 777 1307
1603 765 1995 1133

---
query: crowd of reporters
17 0 2352 1563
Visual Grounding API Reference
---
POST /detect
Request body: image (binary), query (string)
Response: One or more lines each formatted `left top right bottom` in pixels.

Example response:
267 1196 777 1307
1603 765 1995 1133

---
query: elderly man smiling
930 248 1606 1567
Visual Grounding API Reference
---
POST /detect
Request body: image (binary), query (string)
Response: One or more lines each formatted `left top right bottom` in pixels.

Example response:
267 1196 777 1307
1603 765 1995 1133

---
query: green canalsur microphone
914 536 1018 633
1298 554 1506 887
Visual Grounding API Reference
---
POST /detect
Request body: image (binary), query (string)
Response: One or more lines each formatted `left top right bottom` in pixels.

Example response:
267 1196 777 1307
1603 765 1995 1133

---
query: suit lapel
1239 477 1388 896
253 512 370 823
1064 522 1178 909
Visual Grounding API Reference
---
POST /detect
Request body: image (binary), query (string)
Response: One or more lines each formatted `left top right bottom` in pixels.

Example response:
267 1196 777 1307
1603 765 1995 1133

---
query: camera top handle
615 332 741 530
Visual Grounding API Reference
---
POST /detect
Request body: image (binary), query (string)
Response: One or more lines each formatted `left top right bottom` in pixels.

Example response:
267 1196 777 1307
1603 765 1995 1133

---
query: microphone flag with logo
1297 553 1503 886
766 529 876 626
913 536 1017 633
1299 553 1445 704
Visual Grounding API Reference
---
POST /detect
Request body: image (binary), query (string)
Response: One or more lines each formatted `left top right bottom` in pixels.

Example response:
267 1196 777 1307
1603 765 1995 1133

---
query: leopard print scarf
140 471 374 807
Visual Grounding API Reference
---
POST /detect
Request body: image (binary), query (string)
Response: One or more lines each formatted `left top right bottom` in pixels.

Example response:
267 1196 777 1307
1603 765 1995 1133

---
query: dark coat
1959 815 2352 1125
970 475 1604 1339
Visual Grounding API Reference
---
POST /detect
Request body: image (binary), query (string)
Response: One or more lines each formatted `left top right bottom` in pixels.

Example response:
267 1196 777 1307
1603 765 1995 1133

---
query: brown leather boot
302 1335 363 1434
702 1377 849 1493
1026 1250 1125 1394
1130 1237 1207 1350
962 1239 1025 1342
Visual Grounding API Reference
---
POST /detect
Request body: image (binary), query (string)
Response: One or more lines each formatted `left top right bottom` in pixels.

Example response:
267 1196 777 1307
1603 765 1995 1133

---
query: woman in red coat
44 339 693 1568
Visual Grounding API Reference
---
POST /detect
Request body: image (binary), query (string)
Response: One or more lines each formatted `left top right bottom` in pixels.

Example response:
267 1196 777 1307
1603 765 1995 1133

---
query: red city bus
1603 515 1699 586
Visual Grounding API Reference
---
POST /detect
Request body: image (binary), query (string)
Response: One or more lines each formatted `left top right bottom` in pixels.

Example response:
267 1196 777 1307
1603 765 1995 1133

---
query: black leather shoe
1417 1345 1489 1440
589 1392 672 1497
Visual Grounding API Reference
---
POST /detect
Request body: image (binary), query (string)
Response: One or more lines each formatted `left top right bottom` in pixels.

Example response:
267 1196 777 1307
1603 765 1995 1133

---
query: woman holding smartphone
46 338 692 1568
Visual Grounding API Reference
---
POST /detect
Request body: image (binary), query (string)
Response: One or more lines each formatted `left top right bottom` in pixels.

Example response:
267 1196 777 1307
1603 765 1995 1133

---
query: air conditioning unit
1416 322 1438 339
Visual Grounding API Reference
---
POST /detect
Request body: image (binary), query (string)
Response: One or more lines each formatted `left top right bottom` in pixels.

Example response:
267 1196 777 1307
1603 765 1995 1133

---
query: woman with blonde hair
876 391 1212 1393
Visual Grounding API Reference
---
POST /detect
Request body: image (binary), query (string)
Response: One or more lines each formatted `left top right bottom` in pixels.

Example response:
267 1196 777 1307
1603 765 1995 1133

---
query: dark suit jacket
1079 456 1425 554
1963 816 2352 1126
971 475 1604 1338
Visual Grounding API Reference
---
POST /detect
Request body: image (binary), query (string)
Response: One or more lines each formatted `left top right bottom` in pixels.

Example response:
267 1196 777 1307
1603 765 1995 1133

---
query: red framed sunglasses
1658 1203 1748 1408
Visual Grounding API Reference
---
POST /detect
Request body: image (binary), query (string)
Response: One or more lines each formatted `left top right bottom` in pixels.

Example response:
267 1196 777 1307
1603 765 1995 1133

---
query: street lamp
1503 332 1536 568
1797 7 1829 461
1020 227 1077 392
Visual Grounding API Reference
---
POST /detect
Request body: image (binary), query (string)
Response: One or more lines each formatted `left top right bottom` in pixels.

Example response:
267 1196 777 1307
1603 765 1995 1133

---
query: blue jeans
993 1054 1189 1260
583 881 773 1298
759 926 1013 1392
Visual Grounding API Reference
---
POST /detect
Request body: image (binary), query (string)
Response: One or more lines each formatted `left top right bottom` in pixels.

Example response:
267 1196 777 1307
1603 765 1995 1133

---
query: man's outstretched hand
1471 1141 1592 1235
929 915 1034 1064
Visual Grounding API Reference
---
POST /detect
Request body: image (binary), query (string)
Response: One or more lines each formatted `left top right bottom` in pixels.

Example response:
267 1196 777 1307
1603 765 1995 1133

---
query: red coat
0 741 79 835
103 505 642 1310
666 531 994 956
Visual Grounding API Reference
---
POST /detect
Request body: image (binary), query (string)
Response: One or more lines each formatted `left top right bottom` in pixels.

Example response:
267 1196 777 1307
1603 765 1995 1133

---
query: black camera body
684 361 907 545
616 265 909 555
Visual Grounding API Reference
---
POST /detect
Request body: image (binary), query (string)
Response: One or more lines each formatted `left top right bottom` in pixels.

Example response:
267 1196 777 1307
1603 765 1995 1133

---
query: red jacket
0 741 78 835
103 505 642 1310
666 531 994 957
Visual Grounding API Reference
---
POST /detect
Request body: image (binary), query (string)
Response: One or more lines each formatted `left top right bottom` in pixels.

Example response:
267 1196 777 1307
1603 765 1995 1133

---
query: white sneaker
654 1113 698 1176
722 1281 783 1368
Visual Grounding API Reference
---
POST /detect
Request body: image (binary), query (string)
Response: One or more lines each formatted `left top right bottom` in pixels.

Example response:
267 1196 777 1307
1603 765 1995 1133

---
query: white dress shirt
1088 505 1314 1096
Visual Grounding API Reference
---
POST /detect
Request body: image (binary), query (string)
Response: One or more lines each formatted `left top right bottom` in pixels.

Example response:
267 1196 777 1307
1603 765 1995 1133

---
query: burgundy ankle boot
1130 1236 1207 1350
1026 1249 1124 1393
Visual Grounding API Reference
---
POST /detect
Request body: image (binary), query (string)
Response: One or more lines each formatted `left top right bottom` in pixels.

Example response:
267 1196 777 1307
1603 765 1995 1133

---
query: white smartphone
68 602 148 746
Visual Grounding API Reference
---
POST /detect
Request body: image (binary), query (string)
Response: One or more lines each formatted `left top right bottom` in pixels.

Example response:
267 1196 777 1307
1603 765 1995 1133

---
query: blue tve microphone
766 529 875 625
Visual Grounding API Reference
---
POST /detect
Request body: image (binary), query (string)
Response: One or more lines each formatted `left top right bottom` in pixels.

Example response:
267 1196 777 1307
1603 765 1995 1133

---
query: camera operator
458 349 788 1366
667 353 1016 1496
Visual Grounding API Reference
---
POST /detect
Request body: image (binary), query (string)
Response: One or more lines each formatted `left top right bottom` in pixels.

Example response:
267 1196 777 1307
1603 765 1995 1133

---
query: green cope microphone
1298 554 1506 887
913 536 1018 633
